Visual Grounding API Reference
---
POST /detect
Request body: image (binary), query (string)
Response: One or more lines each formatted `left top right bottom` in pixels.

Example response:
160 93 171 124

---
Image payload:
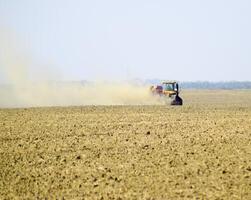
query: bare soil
0 90 251 199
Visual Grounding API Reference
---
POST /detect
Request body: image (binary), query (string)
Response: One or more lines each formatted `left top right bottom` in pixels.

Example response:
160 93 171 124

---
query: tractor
150 81 183 105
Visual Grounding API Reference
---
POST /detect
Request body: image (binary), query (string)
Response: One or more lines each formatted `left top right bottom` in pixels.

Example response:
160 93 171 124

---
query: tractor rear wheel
171 95 183 106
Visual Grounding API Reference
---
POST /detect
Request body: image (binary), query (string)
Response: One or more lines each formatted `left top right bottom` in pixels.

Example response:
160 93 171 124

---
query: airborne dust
0 81 165 108
0 30 163 108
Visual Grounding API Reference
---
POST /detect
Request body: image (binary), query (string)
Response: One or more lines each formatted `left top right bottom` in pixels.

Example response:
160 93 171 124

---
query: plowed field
1 90 251 199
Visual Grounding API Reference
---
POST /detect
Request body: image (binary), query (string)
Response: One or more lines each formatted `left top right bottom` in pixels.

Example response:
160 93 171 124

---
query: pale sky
0 0 251 82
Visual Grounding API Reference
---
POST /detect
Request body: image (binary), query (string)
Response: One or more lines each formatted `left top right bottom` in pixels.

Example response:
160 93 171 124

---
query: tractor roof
162 81 177 84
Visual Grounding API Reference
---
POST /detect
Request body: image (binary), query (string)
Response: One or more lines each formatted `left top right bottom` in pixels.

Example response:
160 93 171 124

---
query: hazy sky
0 0 250 82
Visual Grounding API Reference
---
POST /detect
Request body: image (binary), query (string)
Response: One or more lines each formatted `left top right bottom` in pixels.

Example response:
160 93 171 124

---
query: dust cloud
0 82 165 108
0 29 163 108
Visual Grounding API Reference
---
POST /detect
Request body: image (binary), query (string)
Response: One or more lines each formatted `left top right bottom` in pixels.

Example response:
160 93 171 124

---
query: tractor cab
162 81 180 97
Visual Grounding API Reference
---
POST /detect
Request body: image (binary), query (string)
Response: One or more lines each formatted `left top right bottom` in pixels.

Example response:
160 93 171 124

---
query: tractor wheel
171 95 183 106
